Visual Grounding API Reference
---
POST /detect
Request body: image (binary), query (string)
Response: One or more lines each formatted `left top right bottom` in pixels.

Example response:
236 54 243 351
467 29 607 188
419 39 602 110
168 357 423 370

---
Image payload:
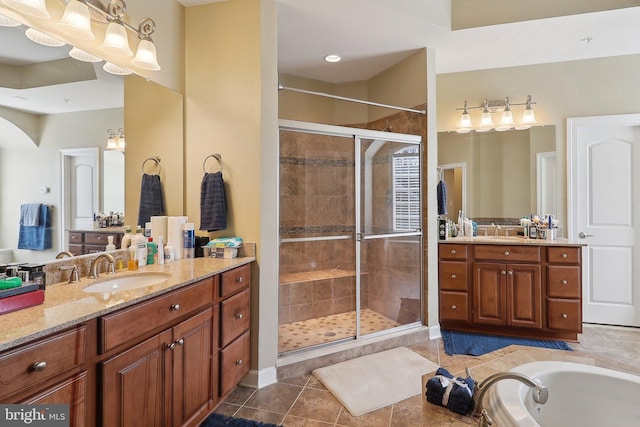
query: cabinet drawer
84 232 109 245
439 261 468 292
547 266 581 298
439 244 468 261
69 244 84 256
547 299 581 331
221 264 251 298
220 331 250 397
548 247 581 264
439 292 468 322
221 289 250 348
0 326 86 400
474 245 541 262
69 232 84 244
20 371 87 427
100 279 213 353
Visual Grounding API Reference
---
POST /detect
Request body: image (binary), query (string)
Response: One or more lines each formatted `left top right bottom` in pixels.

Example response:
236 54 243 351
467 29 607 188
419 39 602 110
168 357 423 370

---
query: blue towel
426 367 475 416
200 172 227 232
18 204 52 250
20 203 41 226
137 174 165 228
437 180 447 215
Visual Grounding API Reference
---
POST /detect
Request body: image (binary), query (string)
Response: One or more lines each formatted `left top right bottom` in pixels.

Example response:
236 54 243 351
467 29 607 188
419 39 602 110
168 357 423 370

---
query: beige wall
437 54 640 232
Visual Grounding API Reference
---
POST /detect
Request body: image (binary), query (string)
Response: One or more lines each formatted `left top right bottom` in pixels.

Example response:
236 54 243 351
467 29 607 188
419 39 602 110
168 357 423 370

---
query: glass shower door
355 137 422 338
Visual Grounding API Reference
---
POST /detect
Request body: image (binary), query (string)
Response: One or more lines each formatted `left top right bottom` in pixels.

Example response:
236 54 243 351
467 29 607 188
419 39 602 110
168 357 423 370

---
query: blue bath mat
441 329 572 356
200 414 281 427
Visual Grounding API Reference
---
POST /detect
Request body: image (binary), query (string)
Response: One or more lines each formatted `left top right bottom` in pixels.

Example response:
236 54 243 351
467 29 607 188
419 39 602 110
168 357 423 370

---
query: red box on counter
0 290 45 315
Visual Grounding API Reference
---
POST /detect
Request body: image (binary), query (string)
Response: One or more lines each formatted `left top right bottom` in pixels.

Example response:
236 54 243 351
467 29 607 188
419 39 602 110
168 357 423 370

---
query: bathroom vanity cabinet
439 241 582 341
0 262 252 427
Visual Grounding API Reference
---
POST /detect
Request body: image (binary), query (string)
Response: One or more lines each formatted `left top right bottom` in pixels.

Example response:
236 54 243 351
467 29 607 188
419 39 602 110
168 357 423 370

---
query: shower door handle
356 232 364 242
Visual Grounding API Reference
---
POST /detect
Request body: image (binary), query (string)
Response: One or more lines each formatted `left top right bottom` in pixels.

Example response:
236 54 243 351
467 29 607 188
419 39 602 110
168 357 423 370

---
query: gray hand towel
200 172 227 232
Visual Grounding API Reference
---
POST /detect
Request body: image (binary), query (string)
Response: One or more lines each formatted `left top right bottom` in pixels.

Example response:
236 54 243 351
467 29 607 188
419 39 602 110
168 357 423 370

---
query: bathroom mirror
437 125 556 224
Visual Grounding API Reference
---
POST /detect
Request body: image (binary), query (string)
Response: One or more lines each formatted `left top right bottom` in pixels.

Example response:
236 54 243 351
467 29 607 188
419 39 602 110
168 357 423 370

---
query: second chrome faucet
89 253 116 279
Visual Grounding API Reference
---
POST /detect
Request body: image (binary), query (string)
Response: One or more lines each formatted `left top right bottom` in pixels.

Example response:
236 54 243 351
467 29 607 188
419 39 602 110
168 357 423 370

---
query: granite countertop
440 236 586 247
0 256 255 352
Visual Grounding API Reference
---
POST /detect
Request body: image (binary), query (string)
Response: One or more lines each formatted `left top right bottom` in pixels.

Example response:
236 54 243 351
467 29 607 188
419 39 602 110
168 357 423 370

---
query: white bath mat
312 347 438 416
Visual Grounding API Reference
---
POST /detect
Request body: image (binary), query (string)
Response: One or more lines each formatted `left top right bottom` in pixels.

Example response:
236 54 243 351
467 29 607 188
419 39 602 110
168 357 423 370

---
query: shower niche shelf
279 269 367 285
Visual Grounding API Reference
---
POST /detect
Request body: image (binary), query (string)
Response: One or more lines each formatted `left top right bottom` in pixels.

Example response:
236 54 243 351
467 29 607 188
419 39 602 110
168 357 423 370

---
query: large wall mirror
438 125 556 225
0 24 183 264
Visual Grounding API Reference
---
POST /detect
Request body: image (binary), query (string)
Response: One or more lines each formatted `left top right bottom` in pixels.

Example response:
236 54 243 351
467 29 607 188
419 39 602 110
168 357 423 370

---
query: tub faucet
89 253 116 279
472 371 549 425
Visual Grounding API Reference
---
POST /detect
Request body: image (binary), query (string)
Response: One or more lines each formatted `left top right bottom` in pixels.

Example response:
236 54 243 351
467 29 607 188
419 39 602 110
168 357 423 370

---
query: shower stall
278 120 423 354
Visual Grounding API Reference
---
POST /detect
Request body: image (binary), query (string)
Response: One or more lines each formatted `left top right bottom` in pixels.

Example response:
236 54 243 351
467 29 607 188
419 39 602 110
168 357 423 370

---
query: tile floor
214 324 640 426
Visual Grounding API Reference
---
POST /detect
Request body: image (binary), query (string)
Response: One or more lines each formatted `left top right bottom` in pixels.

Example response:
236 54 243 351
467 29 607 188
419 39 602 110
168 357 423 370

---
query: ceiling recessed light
324 54 341 63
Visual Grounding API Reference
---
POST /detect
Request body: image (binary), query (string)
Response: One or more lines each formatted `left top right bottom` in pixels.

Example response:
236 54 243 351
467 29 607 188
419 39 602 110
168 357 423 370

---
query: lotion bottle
135 227 148 266
106 235 116 251
157 236 165 265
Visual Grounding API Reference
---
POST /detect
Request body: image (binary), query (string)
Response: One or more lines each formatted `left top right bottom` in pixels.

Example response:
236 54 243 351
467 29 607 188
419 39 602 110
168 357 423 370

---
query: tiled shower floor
279 309 401 353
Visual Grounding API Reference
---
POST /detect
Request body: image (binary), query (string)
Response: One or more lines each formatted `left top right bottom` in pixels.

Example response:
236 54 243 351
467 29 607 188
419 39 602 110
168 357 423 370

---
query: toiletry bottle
147 237 157 265
120 226 133 249
106 235 116 251
157 236 165 265
128 245 138 270
183 223 195 259
164 244 175 263
135 227 148 267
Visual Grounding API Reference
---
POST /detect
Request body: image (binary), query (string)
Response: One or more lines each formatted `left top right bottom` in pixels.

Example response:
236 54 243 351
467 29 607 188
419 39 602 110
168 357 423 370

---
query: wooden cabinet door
171 309 212 427
101 330 172 427
508 264 542 328
21 372 87 427
473 262 507 325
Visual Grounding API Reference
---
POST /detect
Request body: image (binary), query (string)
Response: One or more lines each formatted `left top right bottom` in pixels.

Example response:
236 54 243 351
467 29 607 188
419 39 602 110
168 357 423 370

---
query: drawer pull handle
562 253 568 258
451 305 457 310
451 249 457 254
235 359 243 366
561 280 568 285
508 270 513 275
504 251 510 256
562 313 568 319
501 270 506 275
236 276 244 283
32 361 47 372
168 338 185 350
170 304 180 312
451 274 457 279
235 313 244 320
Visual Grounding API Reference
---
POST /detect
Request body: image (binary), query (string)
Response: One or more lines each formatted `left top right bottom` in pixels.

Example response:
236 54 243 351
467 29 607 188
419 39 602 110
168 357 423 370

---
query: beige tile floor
214 324 640 426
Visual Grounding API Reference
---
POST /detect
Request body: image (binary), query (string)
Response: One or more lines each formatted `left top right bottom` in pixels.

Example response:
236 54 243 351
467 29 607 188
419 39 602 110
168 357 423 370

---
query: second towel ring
203 154 222 173
142 156 161 175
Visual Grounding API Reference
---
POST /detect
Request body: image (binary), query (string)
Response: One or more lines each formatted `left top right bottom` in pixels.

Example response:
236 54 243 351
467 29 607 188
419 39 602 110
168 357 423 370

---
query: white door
568 115 640 327
60 148 100 249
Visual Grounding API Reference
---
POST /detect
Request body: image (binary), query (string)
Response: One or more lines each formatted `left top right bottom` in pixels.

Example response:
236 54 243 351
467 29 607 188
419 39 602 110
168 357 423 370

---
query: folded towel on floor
437 180 447 215
137 174 165 228
18 204 52 250
20 203 41 227
200 171 227 232
426 367 475 416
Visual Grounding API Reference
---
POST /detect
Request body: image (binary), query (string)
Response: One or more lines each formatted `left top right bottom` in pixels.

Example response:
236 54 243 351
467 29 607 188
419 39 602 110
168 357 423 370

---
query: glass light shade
2 0 50 19
106 136 118 150
101 21 133 57
0 14 21 26
495 109 515 131
131 39 161 70
456 112 472 133
117 135 125 151
25 27 64 47
515 108 537 130
477 110 494 132
56 0 94 40
103 61 131 75
69 47 102 63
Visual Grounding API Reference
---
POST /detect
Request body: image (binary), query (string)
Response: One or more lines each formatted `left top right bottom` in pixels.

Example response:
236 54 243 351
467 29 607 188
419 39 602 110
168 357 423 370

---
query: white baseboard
240 366 278 389
428 324 441 340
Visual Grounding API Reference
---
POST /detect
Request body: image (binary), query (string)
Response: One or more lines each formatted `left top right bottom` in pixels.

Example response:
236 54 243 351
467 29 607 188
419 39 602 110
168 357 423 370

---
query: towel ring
203 153 222 174
142 156 161 175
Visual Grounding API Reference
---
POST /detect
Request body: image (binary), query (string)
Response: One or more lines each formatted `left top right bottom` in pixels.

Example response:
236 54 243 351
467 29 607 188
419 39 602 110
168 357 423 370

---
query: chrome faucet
472 371 548 426
494 224 501 236
59 265 80 284
56 251 74 259
89 253 116 279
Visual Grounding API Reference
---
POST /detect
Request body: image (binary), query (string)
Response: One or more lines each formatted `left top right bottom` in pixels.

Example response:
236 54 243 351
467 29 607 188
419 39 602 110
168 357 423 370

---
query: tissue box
203 246 238 259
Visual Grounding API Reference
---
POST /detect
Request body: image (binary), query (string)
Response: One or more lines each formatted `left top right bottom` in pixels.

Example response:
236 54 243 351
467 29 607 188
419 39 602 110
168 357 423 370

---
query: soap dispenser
106 235 116 251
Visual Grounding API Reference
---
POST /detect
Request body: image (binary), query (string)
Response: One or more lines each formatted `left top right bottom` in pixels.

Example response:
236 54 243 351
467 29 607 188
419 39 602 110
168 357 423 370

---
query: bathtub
487 361 640 426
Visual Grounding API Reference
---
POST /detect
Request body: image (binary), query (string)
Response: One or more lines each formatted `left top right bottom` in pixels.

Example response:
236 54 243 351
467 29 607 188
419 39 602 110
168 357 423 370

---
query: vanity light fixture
25 27 65 46
69 46 102 62
103 61 131 75
455 95 538 133
1 0 50 19
106 128 125 151
56 0 94 40
0 13 21 26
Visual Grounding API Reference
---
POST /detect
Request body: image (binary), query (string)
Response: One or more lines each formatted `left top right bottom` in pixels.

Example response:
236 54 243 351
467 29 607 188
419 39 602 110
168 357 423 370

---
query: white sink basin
82 273 171 294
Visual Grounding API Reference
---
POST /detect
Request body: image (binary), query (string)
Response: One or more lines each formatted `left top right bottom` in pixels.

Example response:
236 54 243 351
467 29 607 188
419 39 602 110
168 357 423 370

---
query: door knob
578 232 594 239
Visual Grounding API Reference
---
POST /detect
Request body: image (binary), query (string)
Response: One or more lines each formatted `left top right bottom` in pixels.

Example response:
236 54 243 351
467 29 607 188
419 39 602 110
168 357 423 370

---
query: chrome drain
324 331 336 337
